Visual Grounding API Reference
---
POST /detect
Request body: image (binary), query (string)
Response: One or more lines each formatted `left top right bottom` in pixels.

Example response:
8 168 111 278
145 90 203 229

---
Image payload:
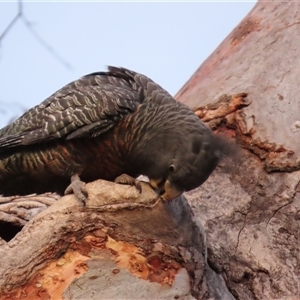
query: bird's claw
114 174 142 193
65 174 88 205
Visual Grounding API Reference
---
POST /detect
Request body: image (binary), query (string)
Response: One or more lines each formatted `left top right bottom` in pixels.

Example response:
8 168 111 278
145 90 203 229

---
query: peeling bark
0 181 234 300
176 1 300 299
2 1 300 299
0 93 244 299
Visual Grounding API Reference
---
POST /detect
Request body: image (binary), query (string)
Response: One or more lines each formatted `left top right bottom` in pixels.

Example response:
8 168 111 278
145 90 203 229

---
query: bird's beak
149 178 183 201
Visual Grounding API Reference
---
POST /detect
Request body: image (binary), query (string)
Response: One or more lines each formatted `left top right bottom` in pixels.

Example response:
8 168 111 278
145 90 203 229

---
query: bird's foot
65 174 88 205
114 174 142 193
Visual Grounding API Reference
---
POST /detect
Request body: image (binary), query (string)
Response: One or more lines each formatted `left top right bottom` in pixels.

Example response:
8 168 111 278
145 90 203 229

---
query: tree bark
0 180 236 300
0 95 247 300
2 1 300 299
176 1 300 299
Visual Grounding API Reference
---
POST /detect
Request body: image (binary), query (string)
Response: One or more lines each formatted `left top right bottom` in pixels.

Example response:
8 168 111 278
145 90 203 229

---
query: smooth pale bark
177 1 300 299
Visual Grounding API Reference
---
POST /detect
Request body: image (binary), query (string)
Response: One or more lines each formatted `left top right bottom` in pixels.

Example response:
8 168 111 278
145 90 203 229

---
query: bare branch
0 0 22 42
21 15 72 70
0 0 72 70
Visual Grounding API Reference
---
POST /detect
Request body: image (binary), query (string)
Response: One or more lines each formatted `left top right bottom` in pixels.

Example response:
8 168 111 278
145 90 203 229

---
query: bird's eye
168 164 176 173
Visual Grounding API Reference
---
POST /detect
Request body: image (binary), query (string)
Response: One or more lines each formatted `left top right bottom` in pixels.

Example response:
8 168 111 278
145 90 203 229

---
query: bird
0 66 232 203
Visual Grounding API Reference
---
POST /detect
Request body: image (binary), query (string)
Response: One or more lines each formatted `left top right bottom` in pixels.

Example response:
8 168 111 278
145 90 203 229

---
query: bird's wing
0 66 174 151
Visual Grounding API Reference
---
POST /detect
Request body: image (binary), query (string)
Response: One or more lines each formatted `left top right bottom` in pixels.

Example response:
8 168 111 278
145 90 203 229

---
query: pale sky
0 1 256 128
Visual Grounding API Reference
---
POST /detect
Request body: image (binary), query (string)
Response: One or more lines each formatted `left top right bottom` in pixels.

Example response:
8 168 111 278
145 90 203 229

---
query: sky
0 1 256 128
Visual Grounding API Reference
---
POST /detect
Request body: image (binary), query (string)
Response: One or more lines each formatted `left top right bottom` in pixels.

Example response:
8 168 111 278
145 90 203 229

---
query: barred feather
0 66 173 148
0 66 228 199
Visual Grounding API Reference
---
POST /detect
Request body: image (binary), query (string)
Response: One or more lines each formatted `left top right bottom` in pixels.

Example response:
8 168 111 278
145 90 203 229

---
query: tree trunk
1 1 300 299
176 1 300 299
0 180 236 300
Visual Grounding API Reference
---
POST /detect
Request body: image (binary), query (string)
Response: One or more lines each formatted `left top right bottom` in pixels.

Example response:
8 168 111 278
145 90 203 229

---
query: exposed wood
2 1 300 299
0 91 248 299
0 193 59 225
0 180 235 300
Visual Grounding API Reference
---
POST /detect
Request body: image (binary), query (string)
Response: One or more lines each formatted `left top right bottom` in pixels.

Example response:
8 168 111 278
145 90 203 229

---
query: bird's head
129 101 238 201
146 132 237 201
